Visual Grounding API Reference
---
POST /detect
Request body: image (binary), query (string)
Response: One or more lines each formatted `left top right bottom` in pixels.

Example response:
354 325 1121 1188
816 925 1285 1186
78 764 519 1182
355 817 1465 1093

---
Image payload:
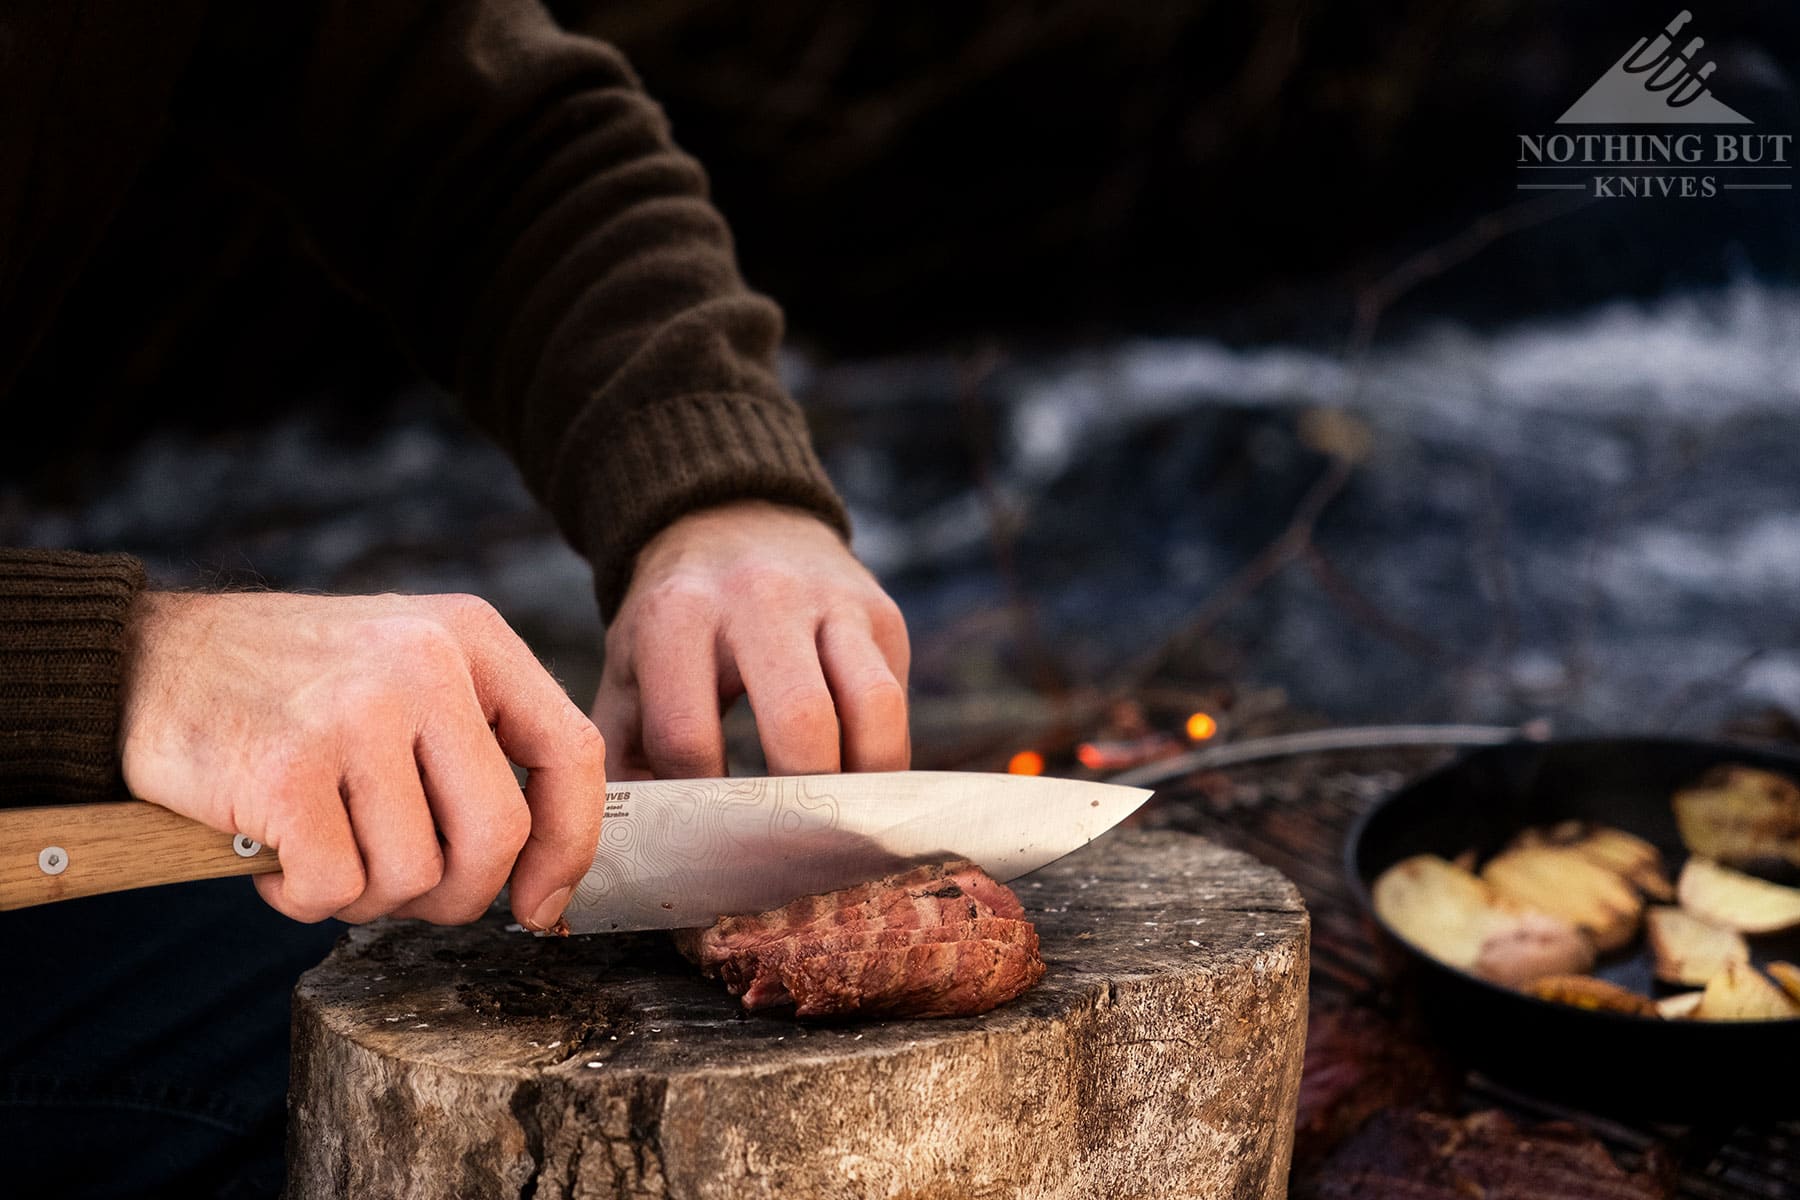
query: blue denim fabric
0 878 343 1198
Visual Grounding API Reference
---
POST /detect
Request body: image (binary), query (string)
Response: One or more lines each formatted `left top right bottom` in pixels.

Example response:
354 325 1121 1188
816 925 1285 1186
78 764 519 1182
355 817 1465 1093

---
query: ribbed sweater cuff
0 550 147 806
571 392 852 620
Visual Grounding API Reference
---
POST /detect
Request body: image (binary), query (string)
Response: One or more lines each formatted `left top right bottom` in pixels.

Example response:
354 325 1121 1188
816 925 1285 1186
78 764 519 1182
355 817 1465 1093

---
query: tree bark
286 829 1309 1199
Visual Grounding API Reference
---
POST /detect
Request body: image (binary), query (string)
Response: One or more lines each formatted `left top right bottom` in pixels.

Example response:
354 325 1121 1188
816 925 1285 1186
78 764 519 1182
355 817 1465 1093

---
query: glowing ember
1077 734 1185 772
1185 712 1218 742
1008 750 1046 776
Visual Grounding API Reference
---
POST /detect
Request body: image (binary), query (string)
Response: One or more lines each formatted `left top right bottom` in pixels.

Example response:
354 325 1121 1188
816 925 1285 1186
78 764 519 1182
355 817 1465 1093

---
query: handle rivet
38 846 68 876
233 835 263 858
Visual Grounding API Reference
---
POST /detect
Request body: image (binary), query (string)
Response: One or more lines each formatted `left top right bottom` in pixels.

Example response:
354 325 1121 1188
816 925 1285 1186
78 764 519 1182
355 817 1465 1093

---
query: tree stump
286 830 1309 1199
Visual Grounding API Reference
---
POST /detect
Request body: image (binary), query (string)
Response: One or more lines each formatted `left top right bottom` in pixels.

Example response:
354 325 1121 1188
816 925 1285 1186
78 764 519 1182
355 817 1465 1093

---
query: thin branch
1302 545 1457 667
959 348 1067 697
1117 456 1353 689
1348 191 1590 363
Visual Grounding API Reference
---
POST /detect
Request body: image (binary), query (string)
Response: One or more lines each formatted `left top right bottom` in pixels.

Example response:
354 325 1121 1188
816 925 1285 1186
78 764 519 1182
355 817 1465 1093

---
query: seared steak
674 861 1045 1018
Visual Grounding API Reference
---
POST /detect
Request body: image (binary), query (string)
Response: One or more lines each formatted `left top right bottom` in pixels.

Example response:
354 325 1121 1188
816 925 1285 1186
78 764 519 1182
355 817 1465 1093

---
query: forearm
0 549 146 807
178 0 848 617
456 71 851 614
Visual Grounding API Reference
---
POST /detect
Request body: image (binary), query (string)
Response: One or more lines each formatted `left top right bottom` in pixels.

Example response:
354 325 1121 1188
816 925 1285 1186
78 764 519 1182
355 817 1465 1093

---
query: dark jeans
0 878 344 1199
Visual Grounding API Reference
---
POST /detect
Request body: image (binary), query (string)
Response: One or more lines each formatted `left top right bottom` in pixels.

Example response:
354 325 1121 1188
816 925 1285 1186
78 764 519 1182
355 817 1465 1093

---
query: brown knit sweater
0 1 849 808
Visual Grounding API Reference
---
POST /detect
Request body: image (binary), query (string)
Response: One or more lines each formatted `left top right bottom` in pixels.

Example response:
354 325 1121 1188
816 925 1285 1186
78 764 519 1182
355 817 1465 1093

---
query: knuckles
729 561 818 609
440 893 499 926
626 574 722 634
399 892 491 927
253 736 331 810
293 613 475 733
496 801 535 857
357 612 467 676
561 706 609 769
642 709 715 763
390 849 446 901
865 594 909 648
430 592 508 639
761 683 838 744
290 867 365 923
852 671 908 717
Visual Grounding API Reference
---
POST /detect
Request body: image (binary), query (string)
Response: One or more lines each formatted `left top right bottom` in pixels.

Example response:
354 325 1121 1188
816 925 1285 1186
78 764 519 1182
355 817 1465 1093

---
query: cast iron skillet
1347 736 1800 1119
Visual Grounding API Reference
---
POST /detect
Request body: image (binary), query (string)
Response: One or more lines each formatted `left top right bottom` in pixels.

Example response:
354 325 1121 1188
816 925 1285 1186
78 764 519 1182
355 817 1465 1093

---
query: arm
177 0 906 778
0 548 602 928
174 0 848 615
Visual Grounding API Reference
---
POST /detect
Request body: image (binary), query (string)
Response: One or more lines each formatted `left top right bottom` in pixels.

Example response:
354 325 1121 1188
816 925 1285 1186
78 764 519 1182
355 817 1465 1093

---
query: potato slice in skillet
1372 855 1593 987
1567 825 1675 902
1691 962 1800 1021
1483 846 1643 953
1677 858 1800 934
1508 821 1673 900
1527 974 1658 1017
1472 912 1601 989
1673 765 1800 869
1645 905 1750 987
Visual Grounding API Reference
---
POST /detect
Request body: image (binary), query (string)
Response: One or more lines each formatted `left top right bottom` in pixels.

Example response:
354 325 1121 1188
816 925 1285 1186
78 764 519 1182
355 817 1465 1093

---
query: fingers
254 773 366 924
818 615 910 772
433 597 606 929
121 590 608 932
331 743 444 925
733 618 841 775
591 675 653 782
632 607 728 779
398 694 533 925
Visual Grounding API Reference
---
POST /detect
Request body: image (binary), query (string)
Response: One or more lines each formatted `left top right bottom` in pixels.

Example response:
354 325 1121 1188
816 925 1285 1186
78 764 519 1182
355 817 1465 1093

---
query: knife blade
562 771 1151 933
0 771 1151 923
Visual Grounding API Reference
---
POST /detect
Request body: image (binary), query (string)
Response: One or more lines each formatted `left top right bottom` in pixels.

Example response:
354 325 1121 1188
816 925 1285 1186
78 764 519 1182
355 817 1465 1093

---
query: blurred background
5 0 1798 769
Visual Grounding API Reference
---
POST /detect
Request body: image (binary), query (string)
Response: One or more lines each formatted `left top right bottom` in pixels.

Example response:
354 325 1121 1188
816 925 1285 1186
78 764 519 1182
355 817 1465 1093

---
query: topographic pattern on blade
569 778 875 931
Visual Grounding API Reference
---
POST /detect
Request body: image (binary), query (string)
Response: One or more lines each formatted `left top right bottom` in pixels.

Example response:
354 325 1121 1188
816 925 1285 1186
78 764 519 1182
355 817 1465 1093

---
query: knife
0 772 1152 928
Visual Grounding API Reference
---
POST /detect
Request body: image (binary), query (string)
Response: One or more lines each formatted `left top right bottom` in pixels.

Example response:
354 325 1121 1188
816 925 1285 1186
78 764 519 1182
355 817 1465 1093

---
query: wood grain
0 802 279 910
287 829 1310 1200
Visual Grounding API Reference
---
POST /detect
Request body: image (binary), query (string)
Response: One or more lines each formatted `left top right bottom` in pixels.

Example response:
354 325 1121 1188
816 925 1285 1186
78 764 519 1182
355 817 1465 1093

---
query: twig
1302 546 1456 667
1348 191 1590 364
959 348 1066 697
1117 455 1352 689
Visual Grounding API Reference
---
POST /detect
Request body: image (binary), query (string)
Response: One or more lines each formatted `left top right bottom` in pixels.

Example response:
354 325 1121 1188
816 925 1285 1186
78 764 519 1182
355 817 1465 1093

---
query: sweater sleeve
174 0 849 619
0 549 146 807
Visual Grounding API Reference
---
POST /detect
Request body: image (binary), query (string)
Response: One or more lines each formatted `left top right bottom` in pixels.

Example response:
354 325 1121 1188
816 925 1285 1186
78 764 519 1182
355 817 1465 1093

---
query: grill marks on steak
780 937 1043 1019
675 861 1045 1018
720 916 1035 1009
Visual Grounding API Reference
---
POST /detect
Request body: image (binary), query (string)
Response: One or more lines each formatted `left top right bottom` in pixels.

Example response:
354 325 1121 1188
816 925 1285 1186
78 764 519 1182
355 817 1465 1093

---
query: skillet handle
0 802 279 910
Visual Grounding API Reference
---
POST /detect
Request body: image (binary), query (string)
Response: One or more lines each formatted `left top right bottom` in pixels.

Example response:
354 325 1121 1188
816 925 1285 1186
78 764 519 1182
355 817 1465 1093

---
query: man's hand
119 592 605 929
593 501 910 780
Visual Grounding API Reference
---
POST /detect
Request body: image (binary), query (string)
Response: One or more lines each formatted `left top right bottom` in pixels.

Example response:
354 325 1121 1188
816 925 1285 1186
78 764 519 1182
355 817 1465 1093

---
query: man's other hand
593 501 910 780
119 592 605 929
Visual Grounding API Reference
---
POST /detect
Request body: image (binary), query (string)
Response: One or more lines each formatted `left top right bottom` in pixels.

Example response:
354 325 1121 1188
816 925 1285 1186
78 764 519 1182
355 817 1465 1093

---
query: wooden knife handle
0 802 280 910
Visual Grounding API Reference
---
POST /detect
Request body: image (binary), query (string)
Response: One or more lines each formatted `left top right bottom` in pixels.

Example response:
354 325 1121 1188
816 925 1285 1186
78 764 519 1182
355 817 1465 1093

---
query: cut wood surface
286 830 1309 1200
